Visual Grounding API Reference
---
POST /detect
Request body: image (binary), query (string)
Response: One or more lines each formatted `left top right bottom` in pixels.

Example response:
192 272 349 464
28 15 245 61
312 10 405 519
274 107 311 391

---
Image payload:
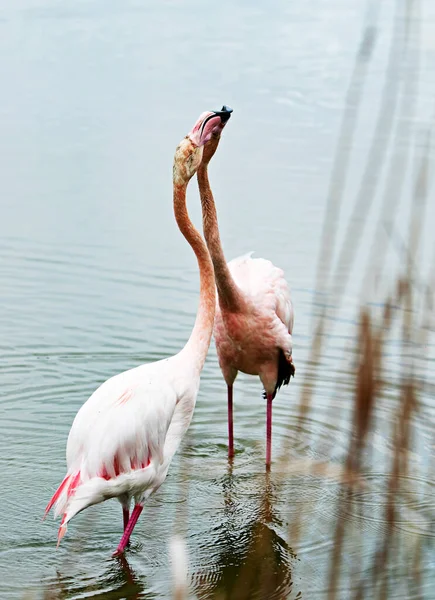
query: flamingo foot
112 504 143 557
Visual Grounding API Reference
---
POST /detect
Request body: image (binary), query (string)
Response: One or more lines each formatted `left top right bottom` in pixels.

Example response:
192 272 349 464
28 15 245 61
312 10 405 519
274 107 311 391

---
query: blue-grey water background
1 0 434 598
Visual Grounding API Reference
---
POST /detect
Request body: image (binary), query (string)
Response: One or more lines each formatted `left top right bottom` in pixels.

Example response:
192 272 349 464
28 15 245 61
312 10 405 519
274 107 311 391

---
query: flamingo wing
46 364 178 522
227 252 294 333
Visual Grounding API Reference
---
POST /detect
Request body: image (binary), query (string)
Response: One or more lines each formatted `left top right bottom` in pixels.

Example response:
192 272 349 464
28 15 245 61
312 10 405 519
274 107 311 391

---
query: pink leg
228 385 234 459
266 394 273 470
112 504 143 557
122 506 129 531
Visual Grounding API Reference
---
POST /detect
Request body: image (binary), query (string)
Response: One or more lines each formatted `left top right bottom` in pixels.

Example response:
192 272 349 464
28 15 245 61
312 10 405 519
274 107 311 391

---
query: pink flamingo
197 111 295 468
44 108 232 556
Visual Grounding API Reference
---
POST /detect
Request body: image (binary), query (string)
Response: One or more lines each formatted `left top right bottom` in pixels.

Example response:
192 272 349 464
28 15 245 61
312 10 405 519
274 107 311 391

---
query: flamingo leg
113 504 143 557
266 394 273 470
227 385 234 459
122 506 130 531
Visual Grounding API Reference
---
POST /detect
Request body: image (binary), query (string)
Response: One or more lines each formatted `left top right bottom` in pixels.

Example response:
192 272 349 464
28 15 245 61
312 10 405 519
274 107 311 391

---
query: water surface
1 1 434 598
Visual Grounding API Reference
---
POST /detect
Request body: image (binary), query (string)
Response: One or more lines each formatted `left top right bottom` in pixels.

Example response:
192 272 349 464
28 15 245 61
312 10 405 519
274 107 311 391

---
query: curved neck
174 182 216 373
197 163 243 312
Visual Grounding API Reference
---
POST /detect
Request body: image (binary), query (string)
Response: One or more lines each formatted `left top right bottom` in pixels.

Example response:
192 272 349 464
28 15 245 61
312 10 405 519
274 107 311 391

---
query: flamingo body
196 125 295 466
46 356 197 536
214 252 294 396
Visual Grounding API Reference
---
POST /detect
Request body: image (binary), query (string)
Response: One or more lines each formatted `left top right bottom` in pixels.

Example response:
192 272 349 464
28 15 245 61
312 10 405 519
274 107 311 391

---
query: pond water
0 0 434 598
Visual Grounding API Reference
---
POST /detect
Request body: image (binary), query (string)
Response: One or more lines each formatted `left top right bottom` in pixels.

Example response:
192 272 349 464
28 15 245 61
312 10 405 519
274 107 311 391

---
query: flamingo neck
197 164 244 312
173 181 216 373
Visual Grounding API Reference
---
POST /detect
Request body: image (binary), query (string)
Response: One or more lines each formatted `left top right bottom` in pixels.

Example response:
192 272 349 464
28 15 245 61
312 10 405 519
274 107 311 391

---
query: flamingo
44 107 232 556
197 109 295 468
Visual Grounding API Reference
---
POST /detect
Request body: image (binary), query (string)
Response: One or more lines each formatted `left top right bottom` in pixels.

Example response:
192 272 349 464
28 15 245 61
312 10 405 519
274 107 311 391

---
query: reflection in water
193 466 298 600
45 555 146 600
111 556 144 600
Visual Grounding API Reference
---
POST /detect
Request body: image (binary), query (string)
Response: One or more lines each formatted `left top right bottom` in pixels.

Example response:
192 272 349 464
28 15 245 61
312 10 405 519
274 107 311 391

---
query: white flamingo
197 115 295 468
44 108 232 556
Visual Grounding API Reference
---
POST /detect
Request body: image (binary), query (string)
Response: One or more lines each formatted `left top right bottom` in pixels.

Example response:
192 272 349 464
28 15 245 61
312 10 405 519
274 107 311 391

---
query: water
1 1 434 598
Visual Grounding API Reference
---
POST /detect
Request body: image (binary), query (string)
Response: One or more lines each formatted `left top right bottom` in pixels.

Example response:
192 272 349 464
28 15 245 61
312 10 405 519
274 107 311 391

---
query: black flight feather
263 349 295 400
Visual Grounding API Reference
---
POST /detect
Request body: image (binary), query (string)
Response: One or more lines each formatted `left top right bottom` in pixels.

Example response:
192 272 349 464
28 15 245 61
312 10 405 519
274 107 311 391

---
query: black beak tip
216 105 233 123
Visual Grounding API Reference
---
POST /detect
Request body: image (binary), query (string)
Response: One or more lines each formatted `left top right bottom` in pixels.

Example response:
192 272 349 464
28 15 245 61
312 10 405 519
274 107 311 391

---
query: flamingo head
173 106 233 184
200 105 233 166
188 106 233 147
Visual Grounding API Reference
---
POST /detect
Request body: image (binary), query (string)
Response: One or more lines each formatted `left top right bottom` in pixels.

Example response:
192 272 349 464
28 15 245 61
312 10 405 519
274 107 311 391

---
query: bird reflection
194 465 297 600
44 553 146 600
111 555 145 600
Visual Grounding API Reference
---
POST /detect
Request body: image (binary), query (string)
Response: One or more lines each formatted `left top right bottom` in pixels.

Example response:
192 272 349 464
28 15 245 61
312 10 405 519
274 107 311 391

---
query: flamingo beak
213 105 233 124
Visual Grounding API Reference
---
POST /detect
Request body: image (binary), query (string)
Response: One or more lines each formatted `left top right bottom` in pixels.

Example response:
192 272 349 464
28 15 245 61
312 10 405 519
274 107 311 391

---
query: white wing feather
51 359 184 523
67 364 177 476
